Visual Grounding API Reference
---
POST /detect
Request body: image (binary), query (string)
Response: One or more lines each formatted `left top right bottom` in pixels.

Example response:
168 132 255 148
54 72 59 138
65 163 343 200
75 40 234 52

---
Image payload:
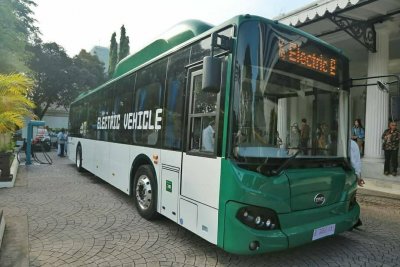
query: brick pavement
0 151 399 266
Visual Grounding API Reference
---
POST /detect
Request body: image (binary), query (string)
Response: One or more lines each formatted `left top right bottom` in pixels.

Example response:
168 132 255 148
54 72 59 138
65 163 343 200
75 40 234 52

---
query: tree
118 25 130 62
108 32 118 78
27 43 107 119
0 73 36 133
66 49 106 102
27 42 73 119
73 49 106 86
0 0 39 73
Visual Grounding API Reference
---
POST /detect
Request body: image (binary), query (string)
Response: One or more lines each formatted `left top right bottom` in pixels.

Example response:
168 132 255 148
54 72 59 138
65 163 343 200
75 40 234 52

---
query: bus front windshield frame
231 20 349 165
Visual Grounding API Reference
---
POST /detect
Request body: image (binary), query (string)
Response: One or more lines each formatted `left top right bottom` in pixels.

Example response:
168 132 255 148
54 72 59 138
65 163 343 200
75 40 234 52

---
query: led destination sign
278 37 337 77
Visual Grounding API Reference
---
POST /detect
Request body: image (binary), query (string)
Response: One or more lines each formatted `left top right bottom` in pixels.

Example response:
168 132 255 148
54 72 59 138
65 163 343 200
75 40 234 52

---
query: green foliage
108 32 118 78
118 25 130 62
68 49 106 101
27 42 72 119
0 137 14 153
0 73 36 134
27 43 106 119
0 0 39 73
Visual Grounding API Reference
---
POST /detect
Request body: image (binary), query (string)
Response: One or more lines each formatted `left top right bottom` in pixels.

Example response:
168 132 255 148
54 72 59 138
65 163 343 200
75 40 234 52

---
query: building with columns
275 0 400 180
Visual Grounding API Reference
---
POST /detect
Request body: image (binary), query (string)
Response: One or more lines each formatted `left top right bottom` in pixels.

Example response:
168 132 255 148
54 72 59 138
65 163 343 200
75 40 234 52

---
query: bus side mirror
202 56 221 93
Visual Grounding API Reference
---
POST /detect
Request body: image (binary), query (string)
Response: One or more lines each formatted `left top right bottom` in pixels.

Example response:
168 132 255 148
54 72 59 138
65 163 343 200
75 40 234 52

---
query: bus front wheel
76 146 83 172
133 165 158 220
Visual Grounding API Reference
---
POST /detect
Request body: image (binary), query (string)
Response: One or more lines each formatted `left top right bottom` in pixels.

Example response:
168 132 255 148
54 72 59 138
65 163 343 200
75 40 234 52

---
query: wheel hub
136 175 152 210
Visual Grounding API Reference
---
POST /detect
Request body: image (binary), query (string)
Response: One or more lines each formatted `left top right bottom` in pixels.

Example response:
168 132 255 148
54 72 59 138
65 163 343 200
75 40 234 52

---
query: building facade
276 0 400 179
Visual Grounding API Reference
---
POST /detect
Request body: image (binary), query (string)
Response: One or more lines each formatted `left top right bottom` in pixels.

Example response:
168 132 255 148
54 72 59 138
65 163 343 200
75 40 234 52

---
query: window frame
185 67 221 158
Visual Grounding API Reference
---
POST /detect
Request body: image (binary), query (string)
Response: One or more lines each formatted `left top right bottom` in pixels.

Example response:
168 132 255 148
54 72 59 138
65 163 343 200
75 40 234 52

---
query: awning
275 0 400 53
276 0 361 26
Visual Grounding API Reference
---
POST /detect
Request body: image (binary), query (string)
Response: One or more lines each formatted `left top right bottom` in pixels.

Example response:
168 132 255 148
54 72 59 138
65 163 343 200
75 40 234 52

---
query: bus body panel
108 142 131 193
159 150 182 222
285 168 348 211
196 201 218 244
160 166 180 222
93 141 109 180
178 196 219 245
181 154 221 209
67 137 76 163
222 200 359 254
68 137 160 196
217 159 358 253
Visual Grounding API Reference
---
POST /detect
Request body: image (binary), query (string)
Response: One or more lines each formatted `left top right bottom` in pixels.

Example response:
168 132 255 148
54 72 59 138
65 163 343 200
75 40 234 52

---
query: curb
362 177 400 196
0 154 19 188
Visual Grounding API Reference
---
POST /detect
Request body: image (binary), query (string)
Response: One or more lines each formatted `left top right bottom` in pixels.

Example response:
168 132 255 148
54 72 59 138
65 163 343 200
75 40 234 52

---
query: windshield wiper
271 150 301 176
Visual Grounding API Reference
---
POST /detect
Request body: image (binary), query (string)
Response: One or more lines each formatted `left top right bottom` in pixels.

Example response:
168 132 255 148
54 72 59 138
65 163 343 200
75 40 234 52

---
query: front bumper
222 201 360 255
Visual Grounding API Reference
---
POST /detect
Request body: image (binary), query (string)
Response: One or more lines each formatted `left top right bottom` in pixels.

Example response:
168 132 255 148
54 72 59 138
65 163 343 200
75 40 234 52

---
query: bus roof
113 20 213 79
71 15 346 105
73 19 214 104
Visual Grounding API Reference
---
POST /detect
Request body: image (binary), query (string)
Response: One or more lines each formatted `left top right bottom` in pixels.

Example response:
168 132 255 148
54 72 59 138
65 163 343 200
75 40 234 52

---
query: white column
364 28 389 160
277 98 288 147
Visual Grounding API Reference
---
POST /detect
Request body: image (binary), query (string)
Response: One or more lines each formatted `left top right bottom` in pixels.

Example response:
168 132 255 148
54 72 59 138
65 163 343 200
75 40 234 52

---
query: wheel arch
129 154 157 196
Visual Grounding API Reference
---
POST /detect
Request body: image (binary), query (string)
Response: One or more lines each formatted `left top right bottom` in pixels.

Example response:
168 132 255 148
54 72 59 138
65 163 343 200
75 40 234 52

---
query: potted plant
0 73 36 179
0 133 13 180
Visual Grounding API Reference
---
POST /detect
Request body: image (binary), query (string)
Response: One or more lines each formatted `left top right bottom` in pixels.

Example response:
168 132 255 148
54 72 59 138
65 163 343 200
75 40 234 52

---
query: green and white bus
68 15 360 254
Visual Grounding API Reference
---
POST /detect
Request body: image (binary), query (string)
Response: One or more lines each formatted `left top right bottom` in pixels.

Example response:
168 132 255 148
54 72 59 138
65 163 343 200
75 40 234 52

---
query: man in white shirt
57 129 66 157
350 139 365 187
202 121 215 152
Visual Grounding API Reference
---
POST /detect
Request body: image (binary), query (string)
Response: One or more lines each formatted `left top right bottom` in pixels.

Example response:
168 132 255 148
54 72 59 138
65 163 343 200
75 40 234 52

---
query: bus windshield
231 20 349 162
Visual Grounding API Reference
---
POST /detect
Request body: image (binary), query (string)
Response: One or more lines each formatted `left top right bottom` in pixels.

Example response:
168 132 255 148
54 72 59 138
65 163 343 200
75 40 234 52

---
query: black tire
133 165 159 220
76 145 83 172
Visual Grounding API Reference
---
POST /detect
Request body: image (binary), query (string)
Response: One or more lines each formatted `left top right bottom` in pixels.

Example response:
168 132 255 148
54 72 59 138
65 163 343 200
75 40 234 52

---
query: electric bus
68 15 360 254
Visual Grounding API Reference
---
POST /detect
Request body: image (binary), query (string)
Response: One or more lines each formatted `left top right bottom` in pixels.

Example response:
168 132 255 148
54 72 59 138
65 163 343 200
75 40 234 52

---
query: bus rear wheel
133 165 158 220
76 145 83 172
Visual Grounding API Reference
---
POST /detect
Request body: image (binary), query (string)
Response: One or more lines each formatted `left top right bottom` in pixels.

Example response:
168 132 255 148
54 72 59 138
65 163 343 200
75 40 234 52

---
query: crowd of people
287 117 399 181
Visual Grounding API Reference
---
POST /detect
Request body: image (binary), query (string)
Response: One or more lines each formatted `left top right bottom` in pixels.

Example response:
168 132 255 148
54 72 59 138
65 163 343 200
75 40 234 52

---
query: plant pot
0 152 12 181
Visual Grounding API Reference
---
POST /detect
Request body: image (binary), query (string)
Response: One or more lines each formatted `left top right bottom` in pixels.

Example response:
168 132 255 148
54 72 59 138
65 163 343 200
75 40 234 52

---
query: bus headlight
236 206 280 230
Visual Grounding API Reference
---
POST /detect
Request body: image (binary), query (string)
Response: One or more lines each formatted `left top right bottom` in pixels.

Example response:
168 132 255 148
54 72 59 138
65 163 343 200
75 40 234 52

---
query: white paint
69 138 157 194
160 168 179 222
364 27 389 159
181 154 221 209
68 138 220 244
108 143 131 192
197 204 218 244
179 199 198 234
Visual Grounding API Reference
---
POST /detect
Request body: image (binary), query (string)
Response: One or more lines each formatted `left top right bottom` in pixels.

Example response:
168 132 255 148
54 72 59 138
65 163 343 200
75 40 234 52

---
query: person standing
382 121 400 176
57 128 66 157
300 118 310 155
350 139 365 187
351 119 365 156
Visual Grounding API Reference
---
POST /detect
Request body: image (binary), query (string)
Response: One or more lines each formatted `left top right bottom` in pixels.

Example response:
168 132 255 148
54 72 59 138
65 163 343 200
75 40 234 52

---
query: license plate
312 224 336 241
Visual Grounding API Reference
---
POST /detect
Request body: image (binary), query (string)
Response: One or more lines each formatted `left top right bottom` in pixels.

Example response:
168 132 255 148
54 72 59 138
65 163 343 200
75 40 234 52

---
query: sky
33 0 314 57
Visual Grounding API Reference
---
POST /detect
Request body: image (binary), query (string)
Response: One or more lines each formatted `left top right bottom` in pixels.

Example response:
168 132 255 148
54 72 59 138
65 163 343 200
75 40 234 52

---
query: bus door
179 68 221 244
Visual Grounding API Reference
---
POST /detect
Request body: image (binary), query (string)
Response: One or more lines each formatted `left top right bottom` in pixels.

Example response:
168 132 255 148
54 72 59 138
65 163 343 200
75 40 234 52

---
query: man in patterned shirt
382 121 400 176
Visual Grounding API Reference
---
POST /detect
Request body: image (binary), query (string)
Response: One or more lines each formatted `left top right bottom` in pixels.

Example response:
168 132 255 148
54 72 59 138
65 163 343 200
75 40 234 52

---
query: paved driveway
0 152 399 266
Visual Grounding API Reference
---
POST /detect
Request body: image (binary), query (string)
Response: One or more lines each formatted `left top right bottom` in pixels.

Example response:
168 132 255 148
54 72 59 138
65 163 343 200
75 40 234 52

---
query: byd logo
314 193 326 205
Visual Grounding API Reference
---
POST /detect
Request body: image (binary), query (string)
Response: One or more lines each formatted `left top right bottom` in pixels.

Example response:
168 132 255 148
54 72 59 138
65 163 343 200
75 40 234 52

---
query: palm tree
0 73 36 134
